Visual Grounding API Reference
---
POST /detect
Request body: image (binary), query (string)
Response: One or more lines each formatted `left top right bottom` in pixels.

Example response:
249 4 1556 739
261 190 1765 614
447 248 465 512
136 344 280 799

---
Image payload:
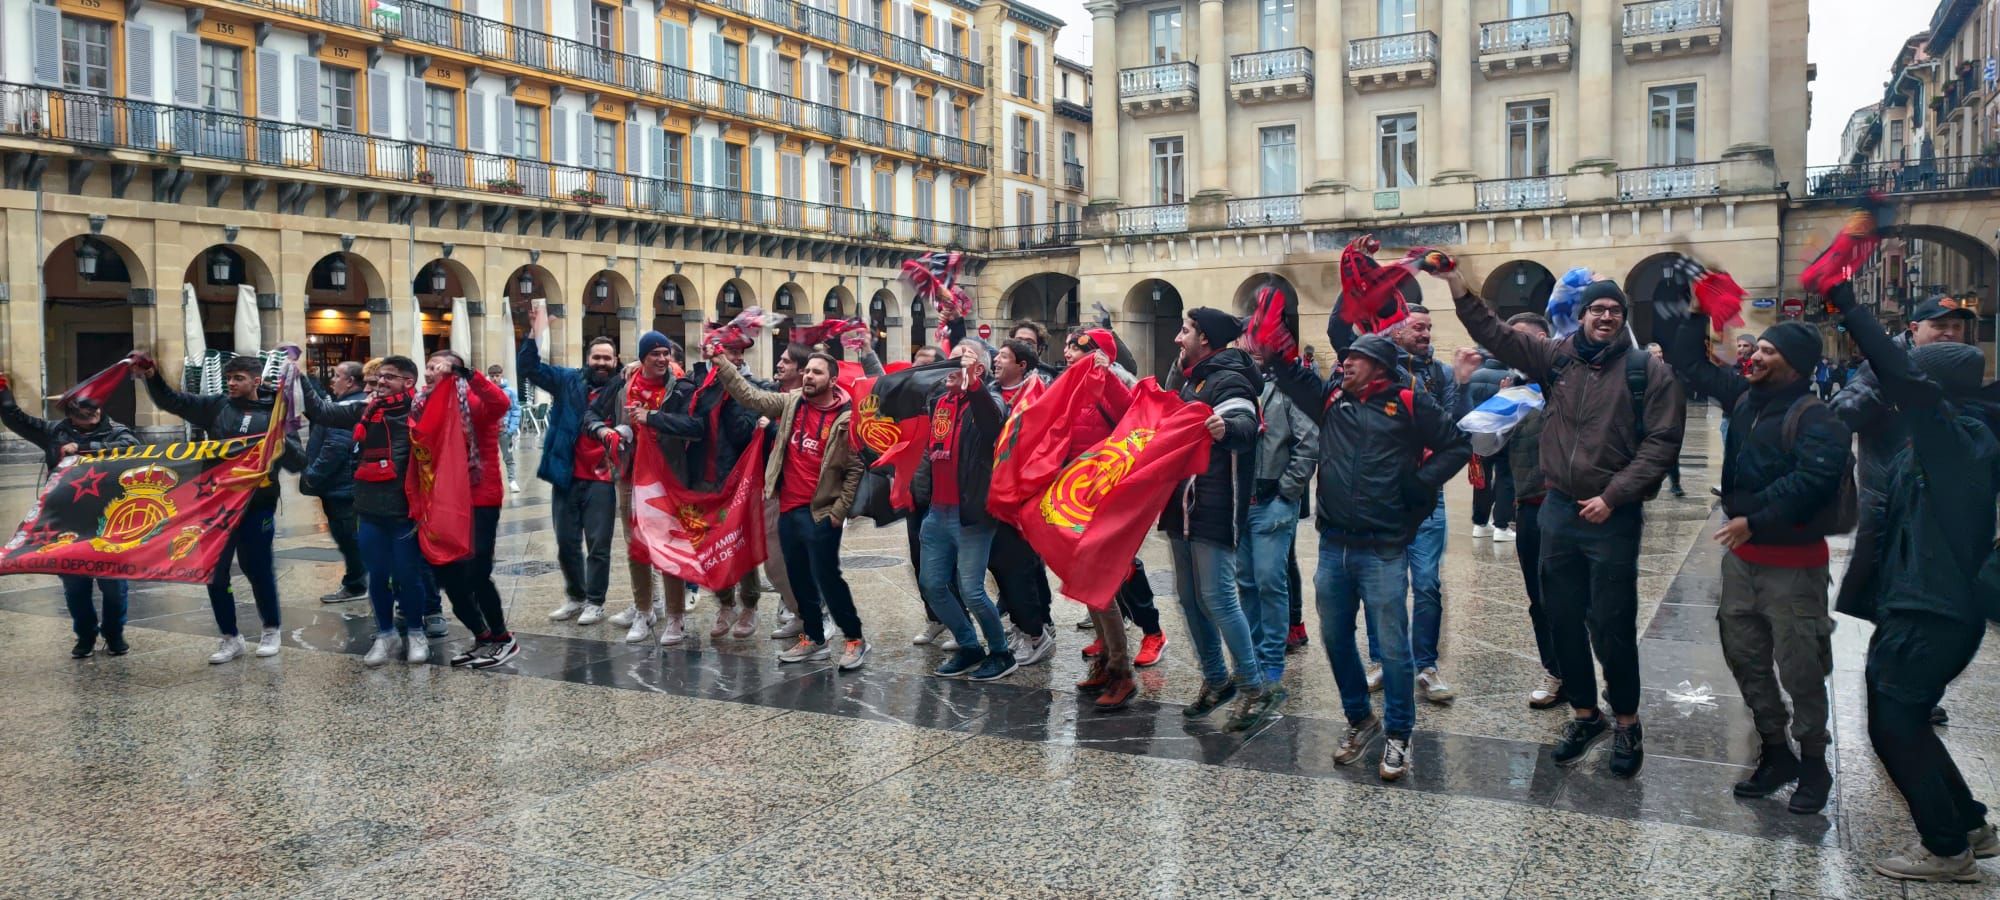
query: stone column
1195 0 1228 198
1087 0 1121 206
1435 0 1475 182
1721 0 1773 190
1572 0 1615 170
1308 0 1346 191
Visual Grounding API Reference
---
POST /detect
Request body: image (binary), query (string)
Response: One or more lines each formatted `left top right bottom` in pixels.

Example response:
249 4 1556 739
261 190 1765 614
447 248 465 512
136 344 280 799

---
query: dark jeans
1470 457 1514 529
61 575 127 642
1516 501 1558 677
359 513 430 636
1287 544 1303 627
209 500 281 637
1539 491 1643 716
1867 612 1989 856
1116 557 1164 635
989 521 1053 637
778 506 862 643
440 506 509 638
320 497 366 592
552 480 615 605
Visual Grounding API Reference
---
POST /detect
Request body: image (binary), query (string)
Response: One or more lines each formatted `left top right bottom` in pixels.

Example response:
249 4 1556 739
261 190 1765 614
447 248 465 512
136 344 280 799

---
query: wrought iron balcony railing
1805 155 2000 198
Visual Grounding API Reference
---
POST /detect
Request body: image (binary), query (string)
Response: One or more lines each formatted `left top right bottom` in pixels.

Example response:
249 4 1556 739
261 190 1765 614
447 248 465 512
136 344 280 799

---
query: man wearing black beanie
1666 316 1852 815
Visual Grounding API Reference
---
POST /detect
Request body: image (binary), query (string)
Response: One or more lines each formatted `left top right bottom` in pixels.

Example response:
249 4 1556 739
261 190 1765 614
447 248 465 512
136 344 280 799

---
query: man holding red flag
913 340 1016 681
1271 333 1471 781
1159 309 1280 733
135 354 298 665
301 355 458 668
708 346 868 669
590 331 701 645
417 351 519 669
987 338 1057 666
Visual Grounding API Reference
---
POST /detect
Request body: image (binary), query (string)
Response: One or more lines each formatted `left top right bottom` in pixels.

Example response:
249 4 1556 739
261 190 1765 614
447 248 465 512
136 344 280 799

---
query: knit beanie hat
1758 322 1821 379
1186 307 1245 348
1912 342 1986 395
638 330 673 359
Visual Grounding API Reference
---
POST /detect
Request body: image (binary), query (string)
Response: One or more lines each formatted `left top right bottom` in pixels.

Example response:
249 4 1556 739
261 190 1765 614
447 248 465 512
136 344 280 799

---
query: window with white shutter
367 70 391 134
127 23 155 99
30 5 62 87
551 107 567 162
255 48 279 118
293 55 319 123
577 110 595 168
496 96 516 155
467 91 485 150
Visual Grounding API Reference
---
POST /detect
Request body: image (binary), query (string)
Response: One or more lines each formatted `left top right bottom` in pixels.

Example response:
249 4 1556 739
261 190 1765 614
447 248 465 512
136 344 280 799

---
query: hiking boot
1182 681 1238 719
1733 743 1800 798
1609 720 1645 778
1334 715 1382 766
1094 671 1138 711
1528 674 1564 709
1225 685 1287 734
1788 745 1831 815
1076 656 1113 691
1873 844 1979 883
1551 714 1610 767
1135 632 1168 668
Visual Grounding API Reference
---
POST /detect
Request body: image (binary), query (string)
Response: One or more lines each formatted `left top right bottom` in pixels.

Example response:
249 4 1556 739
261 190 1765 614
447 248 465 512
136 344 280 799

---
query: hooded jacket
301 387 367 499
519 338 609 492
1450 287 1686 509
1829 331 1917 503
1462 357 1513 417
1159 347 1262 547
1667 315 1852 548
912 380 1007 526
640 363 749 490
1272 359 1472 546
1827 285 2000 625
144 372 300 505
0 389 140 472
709 360 862 523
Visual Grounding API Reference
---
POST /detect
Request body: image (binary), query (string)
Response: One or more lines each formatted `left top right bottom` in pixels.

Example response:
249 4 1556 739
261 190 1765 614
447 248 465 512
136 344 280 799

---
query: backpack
1778 394 1860 536
1545 350 1659 499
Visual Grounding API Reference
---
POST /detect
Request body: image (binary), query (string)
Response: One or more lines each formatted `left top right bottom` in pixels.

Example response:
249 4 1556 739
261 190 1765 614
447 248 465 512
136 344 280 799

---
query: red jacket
466 372 509 507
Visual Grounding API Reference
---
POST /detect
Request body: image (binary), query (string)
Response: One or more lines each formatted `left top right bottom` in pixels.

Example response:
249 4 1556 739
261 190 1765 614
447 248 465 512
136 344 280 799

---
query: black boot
1788 744 1832 814
69 636 95 659
1733 743 1799 797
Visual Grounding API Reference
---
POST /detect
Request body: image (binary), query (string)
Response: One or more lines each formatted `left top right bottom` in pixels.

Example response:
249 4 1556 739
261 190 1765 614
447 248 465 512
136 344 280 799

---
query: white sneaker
1494 527 1517 543
1017 626 1057 667
207 635 246 665
362 636 395 668
548 600 585 621
576 604 606 626
406 633 430 664
1528 674 1564 709
255 628 282 658
730 610 759 639
941 633 961 651
1417 667 1456 704
623 610 657 644
710 605 740 638
658 614 688 647
608 606 638 628
837 639 870 671
1365 662 1384 693
913 622 948 646
508 479 522 493
1472 524 1494 538
771 614 803 640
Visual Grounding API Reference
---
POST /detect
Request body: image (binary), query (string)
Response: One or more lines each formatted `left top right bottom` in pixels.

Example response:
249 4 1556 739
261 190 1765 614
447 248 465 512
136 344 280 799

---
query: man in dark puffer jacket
1159 308 1278 734
1668 314 1852 816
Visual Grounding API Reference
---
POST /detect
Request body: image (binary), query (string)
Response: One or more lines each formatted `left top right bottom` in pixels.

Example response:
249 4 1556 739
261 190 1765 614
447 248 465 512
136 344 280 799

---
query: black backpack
1777 394 1860 536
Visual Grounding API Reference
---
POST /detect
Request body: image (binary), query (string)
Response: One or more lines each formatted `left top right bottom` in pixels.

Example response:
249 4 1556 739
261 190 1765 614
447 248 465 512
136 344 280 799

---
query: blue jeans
209 501 280 637
61 575 127 641
1317 536 1416 737
358 514 430 637
1169 537 1266 692
1366 494 1446 670
918 504 1008 655
1235 496 1299 683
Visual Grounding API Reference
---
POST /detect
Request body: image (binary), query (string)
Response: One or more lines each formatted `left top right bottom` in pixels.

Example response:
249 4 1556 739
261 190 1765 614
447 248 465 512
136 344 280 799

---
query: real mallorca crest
1038 428 1155 532
91 464 179 553
675 503 711 546
853 393 900 456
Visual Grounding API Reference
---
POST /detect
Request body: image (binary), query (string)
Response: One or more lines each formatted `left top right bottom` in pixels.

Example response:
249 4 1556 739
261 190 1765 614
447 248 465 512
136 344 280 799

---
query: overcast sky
1807 4 1937 166
1033 1 1940 167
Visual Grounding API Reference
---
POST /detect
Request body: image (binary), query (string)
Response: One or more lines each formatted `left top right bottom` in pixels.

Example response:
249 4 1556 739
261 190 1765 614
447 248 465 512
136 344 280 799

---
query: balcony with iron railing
1064 160 1084 190
703 0 985 88
1114 203 1189 235
1805 155 2000 198
1477 12 1573 76
1119 61 1198 116
1229 48 1313 103
1348 32 1438 90
229 0 986 169
0 83 986 250
1620 0 1724 58
1615 162 1721 201
1225 195 1303 227
1473 175 1568 211
996 221 1081 251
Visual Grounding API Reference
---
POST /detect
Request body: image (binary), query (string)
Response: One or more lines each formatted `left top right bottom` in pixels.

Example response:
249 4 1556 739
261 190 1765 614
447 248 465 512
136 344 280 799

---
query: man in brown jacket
708 347 868 670
1437 267 1685 779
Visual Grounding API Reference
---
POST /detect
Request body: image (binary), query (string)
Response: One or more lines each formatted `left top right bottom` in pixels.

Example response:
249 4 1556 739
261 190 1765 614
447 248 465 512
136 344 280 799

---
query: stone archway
183 243 277 354
717 278 754 318
1481 261 1557 322
306 250 384 371
1124 278 1184 378
580 270 633 353
42 235 143 423
653 274 699 354
1001 273 1081 332
868 290 894 360
1231 273 1300 347
1623 253 1685 347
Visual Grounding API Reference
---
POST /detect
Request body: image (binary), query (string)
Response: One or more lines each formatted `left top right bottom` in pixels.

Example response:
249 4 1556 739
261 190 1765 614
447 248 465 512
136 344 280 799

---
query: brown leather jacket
1450 288 1686 509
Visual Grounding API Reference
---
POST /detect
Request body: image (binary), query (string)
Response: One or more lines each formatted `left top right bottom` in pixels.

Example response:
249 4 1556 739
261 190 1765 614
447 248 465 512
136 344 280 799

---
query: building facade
1 0 1004 436
1034 0 1810 376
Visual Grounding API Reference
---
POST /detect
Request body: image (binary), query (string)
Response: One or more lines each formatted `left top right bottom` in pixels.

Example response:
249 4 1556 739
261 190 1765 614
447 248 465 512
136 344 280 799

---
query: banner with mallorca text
0 436 283 583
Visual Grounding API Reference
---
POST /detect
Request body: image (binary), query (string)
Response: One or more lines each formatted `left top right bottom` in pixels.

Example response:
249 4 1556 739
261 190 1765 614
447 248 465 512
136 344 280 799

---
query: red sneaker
1135 633 1168 668
1285 624 1309 655
1081 637 1104 659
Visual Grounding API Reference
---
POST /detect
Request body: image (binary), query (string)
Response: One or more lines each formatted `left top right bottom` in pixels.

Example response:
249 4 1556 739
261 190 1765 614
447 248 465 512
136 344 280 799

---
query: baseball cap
1911 296 1977 323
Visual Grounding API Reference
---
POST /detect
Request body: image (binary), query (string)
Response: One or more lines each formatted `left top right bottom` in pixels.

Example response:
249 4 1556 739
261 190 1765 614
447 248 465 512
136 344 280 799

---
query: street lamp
724 284 739 307
328 255 349 290
664 282 679 308
429 264 447 294
775 287 792 310
75 237 100 281
594 278 610 302
208 248 234 284
517 269 536 297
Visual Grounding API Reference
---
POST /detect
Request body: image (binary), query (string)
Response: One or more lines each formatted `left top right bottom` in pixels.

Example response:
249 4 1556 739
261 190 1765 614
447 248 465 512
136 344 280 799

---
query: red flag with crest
406 376 473 565
988 357 1113 519
1014 378 1214 611
629 426 769 590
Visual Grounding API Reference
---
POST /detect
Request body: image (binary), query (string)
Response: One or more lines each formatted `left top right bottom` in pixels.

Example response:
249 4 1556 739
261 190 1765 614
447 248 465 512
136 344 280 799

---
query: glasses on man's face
1583 304 1625 320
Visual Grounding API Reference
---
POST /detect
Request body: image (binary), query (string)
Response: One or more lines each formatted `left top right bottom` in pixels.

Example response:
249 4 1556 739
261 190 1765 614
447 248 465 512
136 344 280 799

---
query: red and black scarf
353 389 412 483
